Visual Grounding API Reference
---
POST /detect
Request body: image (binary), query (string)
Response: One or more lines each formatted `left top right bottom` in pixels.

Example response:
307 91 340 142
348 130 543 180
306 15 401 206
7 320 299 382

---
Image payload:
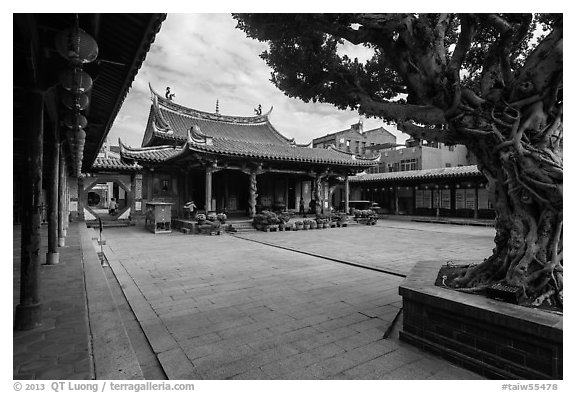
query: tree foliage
234 13 563 309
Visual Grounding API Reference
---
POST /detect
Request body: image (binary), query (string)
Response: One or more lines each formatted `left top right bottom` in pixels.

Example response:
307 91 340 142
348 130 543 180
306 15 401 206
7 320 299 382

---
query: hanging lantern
59 67 93 93
61 91 90 110
64 112 88 129
55 27 99 65
76 128 87 142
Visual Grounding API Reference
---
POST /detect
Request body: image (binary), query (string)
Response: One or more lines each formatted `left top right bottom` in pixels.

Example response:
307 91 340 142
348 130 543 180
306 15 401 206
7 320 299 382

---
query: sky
108 13 409 148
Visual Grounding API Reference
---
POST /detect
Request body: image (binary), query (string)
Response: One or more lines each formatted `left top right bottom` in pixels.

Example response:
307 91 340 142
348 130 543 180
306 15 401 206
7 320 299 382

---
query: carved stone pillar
205 166 213 212
344 176 350 214
248 171 257 218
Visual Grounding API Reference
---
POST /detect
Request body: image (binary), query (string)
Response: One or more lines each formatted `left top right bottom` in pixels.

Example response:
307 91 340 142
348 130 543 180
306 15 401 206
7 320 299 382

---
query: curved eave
350 165 484 183
186 143 378 167
89 157 142 173
119 138 187 164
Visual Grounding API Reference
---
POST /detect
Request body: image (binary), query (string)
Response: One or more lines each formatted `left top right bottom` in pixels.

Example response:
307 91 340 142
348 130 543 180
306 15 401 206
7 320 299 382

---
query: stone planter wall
399 260 562 380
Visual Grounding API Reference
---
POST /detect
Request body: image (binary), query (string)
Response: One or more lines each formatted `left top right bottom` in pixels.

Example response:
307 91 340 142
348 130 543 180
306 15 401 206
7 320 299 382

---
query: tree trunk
447 99 563 310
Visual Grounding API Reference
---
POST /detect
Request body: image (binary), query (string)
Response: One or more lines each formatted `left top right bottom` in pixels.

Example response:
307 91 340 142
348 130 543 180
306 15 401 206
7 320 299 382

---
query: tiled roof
350 165 483 182
186 138 378 166
91 157 142 171
136 86 379 167
120 143 186 163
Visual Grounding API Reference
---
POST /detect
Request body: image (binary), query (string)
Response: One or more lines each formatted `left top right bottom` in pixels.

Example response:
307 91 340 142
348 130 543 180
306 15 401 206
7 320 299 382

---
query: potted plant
217 212 227 224
294 220 303 230
195 213 206 224
303 219 312 230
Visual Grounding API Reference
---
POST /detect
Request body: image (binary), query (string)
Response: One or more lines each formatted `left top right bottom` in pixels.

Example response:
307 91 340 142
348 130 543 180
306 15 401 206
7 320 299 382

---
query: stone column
58 144 66 247
394 186 399 215
205 166 213 212
314 175 322 215
15 91 44 330
248 171 257 218
46 129 59 265
344 176 350 214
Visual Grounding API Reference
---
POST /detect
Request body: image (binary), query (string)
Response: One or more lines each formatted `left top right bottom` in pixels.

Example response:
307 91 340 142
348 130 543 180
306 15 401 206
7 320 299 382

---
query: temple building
93 86 380 221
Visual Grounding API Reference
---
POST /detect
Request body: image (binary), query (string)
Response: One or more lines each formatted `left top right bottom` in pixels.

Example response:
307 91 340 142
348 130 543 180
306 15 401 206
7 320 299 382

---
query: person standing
109 198 117 216
299 197 305 217
184 200 197 218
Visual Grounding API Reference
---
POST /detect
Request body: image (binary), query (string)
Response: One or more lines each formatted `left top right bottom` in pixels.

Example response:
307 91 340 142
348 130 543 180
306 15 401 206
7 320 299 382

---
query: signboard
478 188 490 210
432 190 440 208
135 201 141 211
441 189 451 209
465 189 476 210
415 190 424 208
69 201 78 212
422 190 432 208
455 189 465 209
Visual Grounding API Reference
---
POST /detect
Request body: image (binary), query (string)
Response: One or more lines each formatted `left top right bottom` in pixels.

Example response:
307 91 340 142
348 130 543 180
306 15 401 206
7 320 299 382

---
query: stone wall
399 260 562 380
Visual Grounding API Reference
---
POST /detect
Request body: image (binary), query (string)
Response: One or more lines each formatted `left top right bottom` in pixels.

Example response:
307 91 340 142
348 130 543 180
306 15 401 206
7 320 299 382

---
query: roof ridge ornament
151 93 172 133
188 125 213 146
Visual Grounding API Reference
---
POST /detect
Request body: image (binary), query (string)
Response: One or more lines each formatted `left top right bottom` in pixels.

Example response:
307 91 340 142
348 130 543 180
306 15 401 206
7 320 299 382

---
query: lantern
63 112 88 129
55 27 99 65
59 67 93 93
61 91 90 111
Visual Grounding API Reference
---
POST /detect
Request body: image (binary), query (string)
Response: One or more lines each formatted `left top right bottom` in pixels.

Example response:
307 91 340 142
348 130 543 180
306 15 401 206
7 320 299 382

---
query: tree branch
397 121 450 144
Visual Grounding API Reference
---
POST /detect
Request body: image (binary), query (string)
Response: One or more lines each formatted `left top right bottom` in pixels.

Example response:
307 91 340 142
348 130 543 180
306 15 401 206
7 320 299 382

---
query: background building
312 121 397 156
366 138 477 174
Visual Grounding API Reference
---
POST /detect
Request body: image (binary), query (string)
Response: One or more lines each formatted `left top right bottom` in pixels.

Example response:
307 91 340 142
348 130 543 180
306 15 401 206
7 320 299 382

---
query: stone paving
102 220 495 379
13 223 93 380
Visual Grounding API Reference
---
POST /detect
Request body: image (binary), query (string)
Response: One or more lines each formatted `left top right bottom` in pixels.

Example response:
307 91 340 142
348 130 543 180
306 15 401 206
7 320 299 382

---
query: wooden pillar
46 129 60 265
344 176 350 214
58 144 66 246
474 183 479 219
248 171 257 218
183 169 190 202
205 166 213 212
77 177 85 221
130 172 137 220
15 91 44 330
394 186 399 215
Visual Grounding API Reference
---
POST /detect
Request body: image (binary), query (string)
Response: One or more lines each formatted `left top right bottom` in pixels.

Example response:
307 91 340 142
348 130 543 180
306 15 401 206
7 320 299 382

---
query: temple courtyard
14 218 495 379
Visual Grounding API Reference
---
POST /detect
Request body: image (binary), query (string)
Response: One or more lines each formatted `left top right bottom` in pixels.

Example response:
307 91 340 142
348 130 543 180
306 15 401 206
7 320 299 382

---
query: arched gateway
89 85 380 224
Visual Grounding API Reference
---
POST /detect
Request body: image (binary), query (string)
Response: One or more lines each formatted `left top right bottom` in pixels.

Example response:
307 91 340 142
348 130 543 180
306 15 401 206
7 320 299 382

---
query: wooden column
205 166 213 212
394 186 399 215
344 176 350 214
46 128 59 265
15 91 44 330
248 171 257 218
130 172 137 220
58 153 67 246
474 184 479 219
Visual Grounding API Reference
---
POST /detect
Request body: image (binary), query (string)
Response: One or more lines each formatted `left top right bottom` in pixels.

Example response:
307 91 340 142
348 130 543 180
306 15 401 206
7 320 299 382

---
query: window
445 163 452 167
400 158 418 171
355 141 360 153
346 140 351 151
361 142 366 154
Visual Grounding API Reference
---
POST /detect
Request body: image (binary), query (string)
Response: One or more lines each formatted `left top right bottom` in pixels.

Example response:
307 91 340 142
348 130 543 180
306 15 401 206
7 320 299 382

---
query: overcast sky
108 13 408 148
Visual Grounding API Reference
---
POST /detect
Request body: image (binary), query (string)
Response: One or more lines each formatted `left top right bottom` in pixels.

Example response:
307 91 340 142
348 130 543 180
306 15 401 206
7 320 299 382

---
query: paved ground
13 223 93 380
100 220 495 379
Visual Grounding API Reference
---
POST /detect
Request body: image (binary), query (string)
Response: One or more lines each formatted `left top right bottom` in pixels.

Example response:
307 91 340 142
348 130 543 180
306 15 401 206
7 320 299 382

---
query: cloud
110 13 409 148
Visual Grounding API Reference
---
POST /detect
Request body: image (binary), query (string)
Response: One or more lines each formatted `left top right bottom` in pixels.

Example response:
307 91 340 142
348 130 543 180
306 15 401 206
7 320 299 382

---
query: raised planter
399 260 563 379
